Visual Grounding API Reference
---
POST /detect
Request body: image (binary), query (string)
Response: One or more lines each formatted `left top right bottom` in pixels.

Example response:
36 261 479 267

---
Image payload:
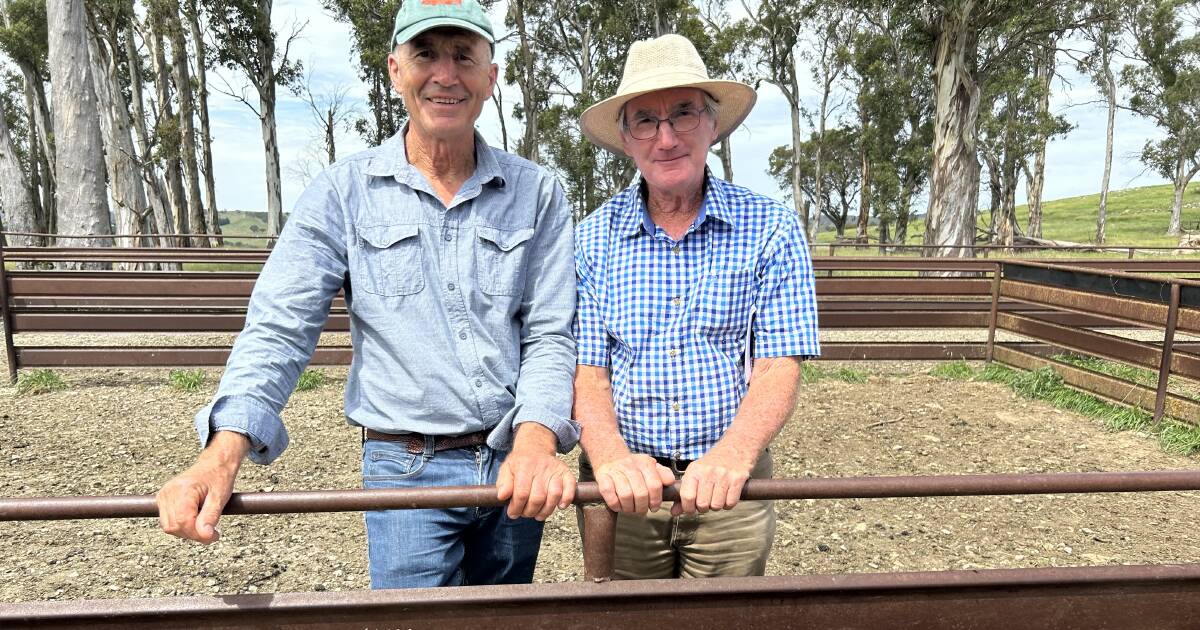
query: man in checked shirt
573 34 820 579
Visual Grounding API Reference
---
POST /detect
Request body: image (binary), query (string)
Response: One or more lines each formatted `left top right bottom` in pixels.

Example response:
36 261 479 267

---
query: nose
430 56 459 87
654 119 680 149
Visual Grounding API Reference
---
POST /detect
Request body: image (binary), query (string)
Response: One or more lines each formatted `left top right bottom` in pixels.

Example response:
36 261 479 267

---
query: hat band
618 68 713 98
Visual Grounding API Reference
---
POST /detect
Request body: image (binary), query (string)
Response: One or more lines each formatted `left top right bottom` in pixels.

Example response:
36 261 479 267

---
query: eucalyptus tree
0 0 53 225
739 0 814 231
768 127 861 238
1074 0 1124 244
46 0 113 255
321 0 404 147
0 79 40 248
184 0 221 244
1121 0 1200 236
204 0 303 237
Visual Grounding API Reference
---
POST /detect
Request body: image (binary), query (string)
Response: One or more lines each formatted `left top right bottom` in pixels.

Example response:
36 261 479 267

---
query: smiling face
387 27 498 145
619 87 717 200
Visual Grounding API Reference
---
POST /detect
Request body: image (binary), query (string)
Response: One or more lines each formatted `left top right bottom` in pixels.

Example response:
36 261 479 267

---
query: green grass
959 363 1200 455
216 211 274 249
816 181 1200 247
799 363 869 384
929 360 976 380
169 368 206 393
296 369 326 391
15 369 67 395
1052 353 1162 390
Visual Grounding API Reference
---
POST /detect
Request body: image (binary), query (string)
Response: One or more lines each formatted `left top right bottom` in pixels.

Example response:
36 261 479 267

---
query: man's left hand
496 423 576 521
672 448 754 515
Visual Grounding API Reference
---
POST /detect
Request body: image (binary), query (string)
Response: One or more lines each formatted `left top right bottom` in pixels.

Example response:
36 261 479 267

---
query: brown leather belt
364 428 490 454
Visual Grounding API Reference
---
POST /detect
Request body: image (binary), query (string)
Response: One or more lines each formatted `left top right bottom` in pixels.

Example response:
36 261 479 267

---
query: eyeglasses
624 107 709 140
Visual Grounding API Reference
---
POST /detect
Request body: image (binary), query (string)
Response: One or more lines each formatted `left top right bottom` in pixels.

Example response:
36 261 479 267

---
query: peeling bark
1095 50 1115 244
46 0 113 263
186 0 221 246
0 97 41 249
167 9 208 246
923 4 981 259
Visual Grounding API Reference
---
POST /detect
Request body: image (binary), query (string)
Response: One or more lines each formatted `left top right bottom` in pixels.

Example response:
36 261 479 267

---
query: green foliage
1052 354 1160 389
930 360 976 380
0 0 49 77
321 0 405 145
169 369 206 392
15 369 66 395
1158 420 1200 455
296 369 326 391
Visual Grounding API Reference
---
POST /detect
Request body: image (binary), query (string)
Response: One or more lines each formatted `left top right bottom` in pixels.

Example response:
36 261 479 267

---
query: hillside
817 182 1200 246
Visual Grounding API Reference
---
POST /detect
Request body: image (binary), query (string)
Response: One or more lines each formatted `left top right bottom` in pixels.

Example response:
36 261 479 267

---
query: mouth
656 154 688 164
427 96 467 105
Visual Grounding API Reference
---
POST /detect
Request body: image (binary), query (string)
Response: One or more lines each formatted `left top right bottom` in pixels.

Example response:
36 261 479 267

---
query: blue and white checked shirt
575 172 819 460
195 129 578 464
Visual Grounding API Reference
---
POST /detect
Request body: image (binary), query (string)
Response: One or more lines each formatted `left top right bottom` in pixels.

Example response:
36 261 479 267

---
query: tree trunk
1026 39 1054 239
125 21 176 249
21 85 47 238
1167 157 1193 236
186 0 221 247
168 9 208 247
787 77 807 233
46 0 113 260
856 104 870 245
511 0 539 163
923 5 981 259
87 26 148 250
718 137 733 182
0 97 41 249
14 62 54 181
1096 54 1115 244
148 10 189 240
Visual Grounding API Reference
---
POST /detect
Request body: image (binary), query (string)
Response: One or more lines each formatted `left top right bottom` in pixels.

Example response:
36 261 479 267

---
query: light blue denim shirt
195 129 579 465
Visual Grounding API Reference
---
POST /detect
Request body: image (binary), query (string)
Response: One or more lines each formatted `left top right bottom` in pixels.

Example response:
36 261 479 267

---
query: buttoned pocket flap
477 226 535 251
359 223 420 249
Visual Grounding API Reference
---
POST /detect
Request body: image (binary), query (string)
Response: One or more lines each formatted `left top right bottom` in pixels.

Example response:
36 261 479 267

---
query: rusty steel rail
6 471 1200 522
6 564 1200 629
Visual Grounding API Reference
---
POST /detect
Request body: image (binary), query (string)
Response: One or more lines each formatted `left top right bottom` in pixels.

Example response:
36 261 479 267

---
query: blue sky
205 0 1170 218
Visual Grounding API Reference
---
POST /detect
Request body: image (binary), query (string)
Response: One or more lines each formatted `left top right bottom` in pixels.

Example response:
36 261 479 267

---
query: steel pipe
6 471 1200 522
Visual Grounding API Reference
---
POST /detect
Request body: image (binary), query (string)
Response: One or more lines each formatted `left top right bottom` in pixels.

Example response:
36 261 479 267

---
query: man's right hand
156 431 250 544
593 453 676 514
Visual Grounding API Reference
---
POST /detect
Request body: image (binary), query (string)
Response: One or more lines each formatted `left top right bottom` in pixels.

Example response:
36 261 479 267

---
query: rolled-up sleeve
753 209 820 359
196 170 349 464
487 177 580 454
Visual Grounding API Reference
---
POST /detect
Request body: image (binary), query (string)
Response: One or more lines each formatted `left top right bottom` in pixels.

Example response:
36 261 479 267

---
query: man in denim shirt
156 0 578 589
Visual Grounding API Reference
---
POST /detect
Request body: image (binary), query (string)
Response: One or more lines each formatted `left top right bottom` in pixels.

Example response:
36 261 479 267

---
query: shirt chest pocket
356 223 424 296
476 226 535 296
696 267 756 335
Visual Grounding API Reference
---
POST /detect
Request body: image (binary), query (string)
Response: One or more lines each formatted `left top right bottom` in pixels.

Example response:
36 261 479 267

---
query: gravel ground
3 358 1199 603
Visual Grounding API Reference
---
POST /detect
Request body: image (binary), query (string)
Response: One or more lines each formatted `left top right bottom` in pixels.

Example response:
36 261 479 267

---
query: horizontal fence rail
6 471 1200 521
6 564 1200 630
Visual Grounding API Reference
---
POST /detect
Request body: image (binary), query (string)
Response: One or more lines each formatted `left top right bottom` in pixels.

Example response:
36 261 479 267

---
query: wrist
512 422 557 454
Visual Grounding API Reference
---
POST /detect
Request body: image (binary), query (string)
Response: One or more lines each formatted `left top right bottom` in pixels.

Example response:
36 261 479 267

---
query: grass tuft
800 362 825 384
296 369 326 391
15 369 67 395
828 367 869 384
169 369 206 393
930 360 977 381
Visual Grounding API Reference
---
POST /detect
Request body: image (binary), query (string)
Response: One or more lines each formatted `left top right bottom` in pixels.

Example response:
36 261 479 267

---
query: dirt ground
3 361 1200 603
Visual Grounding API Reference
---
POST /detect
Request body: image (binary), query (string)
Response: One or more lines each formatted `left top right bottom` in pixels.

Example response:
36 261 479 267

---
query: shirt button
672 402 681 411
447 282 456 291
474 379 483 388
671 296 681 307
668 348 679 358
443 233 453 241
672 245 680 256
459 332 468 340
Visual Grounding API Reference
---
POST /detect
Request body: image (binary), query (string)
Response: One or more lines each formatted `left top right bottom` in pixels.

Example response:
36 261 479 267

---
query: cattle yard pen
3 243 1200 628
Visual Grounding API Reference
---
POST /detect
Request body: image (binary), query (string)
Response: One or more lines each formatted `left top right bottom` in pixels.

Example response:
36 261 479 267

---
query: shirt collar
365 125 507 190
622 169 734 238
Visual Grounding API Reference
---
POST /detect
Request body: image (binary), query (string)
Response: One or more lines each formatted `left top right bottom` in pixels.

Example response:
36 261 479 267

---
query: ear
487 61 498 97
386 50 404 95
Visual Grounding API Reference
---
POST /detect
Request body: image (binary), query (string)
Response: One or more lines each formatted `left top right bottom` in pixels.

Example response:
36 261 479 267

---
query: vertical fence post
1153 283 1181 424
1128 247 1135 259
985 262 1003 364
0 243 17 383
580 504 617 582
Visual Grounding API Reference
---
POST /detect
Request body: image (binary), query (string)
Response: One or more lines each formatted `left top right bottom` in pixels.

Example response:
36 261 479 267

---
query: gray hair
618 91 720 134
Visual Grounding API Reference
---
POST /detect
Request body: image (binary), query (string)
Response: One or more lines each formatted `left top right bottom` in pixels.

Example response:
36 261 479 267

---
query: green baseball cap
391 0 494 47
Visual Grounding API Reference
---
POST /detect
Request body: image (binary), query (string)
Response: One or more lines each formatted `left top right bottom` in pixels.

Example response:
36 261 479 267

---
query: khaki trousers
579 451 776 579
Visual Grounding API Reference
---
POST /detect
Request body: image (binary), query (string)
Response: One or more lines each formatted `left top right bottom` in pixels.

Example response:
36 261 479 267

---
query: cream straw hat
580 34 757 155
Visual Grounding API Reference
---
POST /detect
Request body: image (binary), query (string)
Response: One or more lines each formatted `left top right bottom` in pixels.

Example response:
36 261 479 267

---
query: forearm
574 366 631 466
708 356 803 464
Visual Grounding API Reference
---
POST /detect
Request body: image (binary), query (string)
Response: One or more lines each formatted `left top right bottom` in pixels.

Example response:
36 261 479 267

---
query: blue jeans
362 437 545 589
